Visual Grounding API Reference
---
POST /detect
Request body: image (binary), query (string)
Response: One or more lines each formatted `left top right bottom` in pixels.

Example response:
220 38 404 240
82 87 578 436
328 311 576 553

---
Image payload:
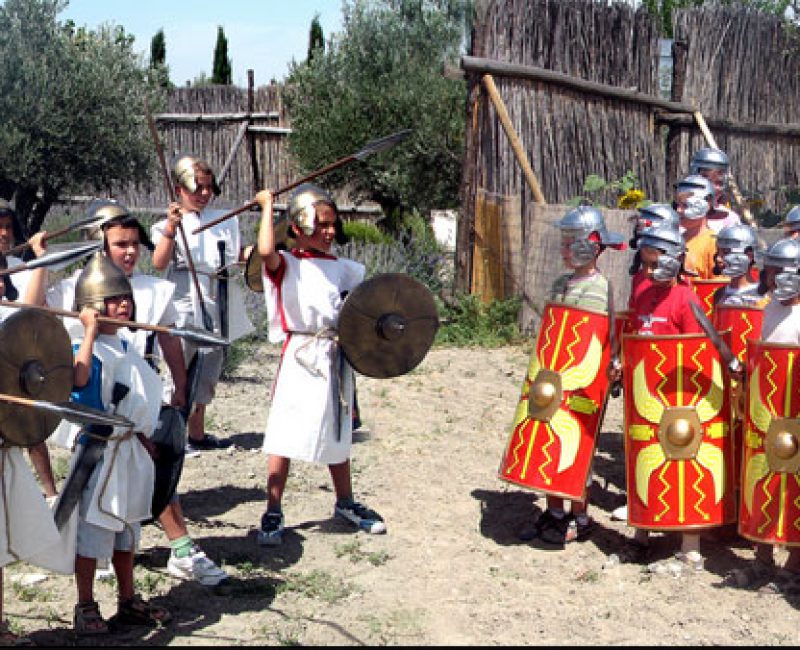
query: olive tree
285 0 472 221
0 0 161 234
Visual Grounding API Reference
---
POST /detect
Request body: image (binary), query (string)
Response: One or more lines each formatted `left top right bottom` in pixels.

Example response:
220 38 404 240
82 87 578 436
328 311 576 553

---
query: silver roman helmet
173 155 221 196
762 238 800 302
690 147 730 174
762 237 800 270
638 224 685 282
287 183 338 237
73 251 135 318
557 205 624 266
633 203 680 237
784 205 800 235
675 174 714 217
716 223 759 278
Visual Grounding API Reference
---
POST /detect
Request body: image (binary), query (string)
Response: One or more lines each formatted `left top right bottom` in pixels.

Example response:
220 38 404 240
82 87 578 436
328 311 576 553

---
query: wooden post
692 110 762 237
247 70 261 195
665 39 687 198
481 74 547 204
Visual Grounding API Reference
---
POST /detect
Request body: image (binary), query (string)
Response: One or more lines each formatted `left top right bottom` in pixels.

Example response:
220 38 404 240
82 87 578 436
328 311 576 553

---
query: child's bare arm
256 190 281 273
73 307 100 388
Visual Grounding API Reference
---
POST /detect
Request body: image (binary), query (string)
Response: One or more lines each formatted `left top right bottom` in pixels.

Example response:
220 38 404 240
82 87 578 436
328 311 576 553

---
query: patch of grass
334 539 391 566
276 570 354 604
575 568 600 583
51 456 70 483
134 569 165 596
435 294 523 347
11 582 55 603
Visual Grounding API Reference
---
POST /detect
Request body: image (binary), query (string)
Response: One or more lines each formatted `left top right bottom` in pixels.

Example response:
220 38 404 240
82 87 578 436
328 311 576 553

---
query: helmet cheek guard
721 252 751 278
653 255 681 282
774 271 800 302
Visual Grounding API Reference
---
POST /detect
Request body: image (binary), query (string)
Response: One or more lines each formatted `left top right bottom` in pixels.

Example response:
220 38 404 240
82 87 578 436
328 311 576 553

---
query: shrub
435 293 523 347
343 220 391 245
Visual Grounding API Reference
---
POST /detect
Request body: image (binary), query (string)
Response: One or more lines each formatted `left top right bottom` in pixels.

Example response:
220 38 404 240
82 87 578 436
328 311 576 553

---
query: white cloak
50 335 162 533
261 251 364 464
0 448 63 569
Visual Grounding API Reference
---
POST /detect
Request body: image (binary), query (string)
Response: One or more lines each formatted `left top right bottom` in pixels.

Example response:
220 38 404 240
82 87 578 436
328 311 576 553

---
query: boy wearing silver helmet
689 147 742 234
711 223 765 307
674 175 722 279
518 205 625 545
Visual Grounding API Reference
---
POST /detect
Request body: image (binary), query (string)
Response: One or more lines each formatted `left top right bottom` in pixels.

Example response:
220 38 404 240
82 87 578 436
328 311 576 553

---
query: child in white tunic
57 257 171 635
254 184 386 546
151 156 254 451
0 231 65 645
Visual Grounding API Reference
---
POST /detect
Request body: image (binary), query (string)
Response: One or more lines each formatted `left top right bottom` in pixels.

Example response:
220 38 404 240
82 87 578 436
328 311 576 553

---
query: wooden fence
50 77 381 233
458 0 800 312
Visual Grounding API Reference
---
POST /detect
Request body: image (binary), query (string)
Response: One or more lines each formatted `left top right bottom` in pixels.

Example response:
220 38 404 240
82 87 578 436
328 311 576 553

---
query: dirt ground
7 342 800 646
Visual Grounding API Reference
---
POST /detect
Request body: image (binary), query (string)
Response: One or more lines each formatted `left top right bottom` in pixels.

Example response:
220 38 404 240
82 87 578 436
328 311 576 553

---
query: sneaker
334 500 386 534
186 434 232 453
167 546 229 586
257 511 285 546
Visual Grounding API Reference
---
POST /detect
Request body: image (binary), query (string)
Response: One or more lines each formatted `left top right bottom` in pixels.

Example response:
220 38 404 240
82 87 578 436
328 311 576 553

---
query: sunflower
617 188 646 209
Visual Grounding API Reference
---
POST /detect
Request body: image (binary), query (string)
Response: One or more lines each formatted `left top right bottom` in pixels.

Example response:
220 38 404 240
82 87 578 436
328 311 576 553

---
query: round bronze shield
244 246 264 293
0 309 73 447
338 273 439 379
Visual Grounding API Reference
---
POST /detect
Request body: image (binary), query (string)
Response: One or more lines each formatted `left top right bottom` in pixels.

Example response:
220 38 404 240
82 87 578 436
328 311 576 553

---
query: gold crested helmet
73 252 135 318
286 183 347 243
84 198 154 252
172 155 221 196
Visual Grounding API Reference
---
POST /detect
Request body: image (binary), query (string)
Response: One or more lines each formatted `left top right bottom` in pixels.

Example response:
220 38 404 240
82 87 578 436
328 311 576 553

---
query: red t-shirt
630 281 703 336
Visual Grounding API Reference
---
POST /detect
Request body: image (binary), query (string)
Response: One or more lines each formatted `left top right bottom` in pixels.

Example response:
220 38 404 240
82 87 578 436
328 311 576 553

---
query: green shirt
549 272 609 313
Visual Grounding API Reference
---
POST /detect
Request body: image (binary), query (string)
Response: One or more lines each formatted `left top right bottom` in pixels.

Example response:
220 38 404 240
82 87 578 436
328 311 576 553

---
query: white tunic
0 308 62 571
151 208 254 342
762 300 800 345
262 251 364 464
0 448 63 569
50 335 162 533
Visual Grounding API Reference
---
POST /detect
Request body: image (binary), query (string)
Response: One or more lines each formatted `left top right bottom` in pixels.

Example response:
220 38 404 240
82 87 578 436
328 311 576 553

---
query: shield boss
338 273 439 379
0 309 73 447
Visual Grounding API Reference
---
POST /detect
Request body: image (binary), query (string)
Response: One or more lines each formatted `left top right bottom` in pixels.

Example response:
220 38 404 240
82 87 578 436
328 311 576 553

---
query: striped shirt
549 272 609 313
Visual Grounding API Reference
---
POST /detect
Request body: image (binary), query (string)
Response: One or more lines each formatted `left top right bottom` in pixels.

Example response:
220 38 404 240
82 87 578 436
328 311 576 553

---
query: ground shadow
225 431 263 450
177 485 267 521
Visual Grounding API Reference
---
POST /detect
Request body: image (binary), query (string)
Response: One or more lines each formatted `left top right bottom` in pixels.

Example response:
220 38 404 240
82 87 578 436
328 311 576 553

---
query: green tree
0 0 161 234
307 13 324 63
285 0 472 219
149 28 171 88
643 0 792 36
212 26 232 85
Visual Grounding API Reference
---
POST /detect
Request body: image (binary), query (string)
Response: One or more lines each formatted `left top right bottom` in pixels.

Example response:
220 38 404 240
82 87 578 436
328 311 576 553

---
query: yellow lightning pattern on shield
632 341 725 517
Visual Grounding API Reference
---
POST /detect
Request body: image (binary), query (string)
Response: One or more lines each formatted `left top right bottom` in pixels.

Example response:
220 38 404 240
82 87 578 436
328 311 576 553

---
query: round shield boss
338 273 439 379
245 246 264 294
0 309 73 447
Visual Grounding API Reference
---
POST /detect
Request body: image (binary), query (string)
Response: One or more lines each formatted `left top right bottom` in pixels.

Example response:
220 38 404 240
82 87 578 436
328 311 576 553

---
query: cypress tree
307 14 324 63
212 26 232 85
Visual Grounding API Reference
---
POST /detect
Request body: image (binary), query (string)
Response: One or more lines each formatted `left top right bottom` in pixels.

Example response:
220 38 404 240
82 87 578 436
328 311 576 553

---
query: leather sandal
73 600 109 637
115 594 172 627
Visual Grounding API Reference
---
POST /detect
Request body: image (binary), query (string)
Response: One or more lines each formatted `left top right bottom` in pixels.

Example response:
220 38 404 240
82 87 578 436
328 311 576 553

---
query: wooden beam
246 126 293 135
461 55 697 114
154 111 279 122
657 111 800 138
481 74 547 204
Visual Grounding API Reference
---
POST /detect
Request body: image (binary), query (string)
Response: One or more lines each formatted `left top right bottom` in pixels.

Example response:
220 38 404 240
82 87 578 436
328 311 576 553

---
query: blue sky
60 1 345 87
